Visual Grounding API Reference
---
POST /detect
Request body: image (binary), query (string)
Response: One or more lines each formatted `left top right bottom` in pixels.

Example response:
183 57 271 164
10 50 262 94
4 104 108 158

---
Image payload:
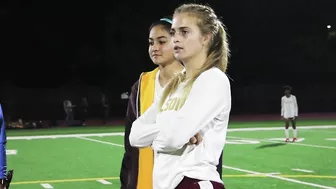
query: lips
174 46 183 50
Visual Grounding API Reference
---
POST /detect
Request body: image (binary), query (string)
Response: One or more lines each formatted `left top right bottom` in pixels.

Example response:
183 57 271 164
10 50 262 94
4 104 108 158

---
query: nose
172 35 180 44
152 43 160 52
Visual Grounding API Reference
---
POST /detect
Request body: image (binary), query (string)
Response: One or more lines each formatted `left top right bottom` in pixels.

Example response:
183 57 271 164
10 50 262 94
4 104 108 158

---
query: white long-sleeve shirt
129 68 231 189
281 95 298 118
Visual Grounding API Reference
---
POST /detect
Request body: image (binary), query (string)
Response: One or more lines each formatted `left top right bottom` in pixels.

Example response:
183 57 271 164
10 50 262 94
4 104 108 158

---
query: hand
188 132 203 145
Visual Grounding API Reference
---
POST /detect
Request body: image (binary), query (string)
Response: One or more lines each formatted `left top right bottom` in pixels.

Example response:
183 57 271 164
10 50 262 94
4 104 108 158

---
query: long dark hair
149 16 173 32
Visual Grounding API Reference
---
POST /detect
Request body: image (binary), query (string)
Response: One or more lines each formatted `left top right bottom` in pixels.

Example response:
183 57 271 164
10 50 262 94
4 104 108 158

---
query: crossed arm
129 71 231 152
129 100 160 148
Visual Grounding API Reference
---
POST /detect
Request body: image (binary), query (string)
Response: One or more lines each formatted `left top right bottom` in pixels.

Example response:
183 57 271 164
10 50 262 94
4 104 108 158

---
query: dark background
1 0 336 122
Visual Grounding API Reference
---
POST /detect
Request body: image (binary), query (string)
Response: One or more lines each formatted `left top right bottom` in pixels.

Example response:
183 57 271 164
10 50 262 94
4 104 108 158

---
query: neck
158 60 184 86
183 51 207 79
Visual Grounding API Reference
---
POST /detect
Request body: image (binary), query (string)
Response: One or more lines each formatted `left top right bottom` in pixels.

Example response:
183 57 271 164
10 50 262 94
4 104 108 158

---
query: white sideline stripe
228 136 336 150
302 130 336 134
326 138 336 141
7 133 124 140
41 183 53 189
6 125 336 140
97 179 112 184
292 168 314 173
78 137 124 147
228 125 336 132
223 165 336 189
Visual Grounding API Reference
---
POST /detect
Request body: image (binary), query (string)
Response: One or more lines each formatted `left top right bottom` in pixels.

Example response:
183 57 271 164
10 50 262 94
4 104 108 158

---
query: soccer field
6 121 336 189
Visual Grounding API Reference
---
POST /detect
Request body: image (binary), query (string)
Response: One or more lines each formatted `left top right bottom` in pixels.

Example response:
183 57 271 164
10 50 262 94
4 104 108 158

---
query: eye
159 41 166 45
170 30 175 36
181 30 188 35
149 41 154 46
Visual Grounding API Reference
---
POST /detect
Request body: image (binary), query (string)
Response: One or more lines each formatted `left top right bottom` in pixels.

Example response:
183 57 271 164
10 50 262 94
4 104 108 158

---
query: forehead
149 25 170 39
172 13 199 30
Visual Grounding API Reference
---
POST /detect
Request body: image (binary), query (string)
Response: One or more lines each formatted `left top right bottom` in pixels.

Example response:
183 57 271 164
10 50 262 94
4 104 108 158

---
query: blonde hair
159 3 230 110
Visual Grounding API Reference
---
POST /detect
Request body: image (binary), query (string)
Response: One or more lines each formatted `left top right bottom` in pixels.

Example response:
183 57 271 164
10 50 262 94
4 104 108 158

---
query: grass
6 119 336 189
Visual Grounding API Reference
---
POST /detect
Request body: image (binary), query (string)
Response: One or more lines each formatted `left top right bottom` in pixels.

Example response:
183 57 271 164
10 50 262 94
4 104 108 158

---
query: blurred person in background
79 97 89 126
281 85 299 142
63 100 75 126
101 94 109 125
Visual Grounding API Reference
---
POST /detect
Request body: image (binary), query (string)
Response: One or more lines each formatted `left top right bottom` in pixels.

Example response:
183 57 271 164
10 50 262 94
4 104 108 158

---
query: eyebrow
171 26 189 31
149 36 167 40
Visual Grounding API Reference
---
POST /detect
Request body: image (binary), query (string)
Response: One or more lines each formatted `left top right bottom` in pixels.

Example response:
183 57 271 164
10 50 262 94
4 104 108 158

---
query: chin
174 53 188 62
174 53 182 60
152 61 160 65
154 61 168 66
152 59 162 64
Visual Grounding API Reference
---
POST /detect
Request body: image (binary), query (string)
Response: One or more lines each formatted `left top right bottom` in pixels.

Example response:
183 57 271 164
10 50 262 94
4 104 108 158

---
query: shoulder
189 68 230 97
196 68 229 86
141 67 159 78
131 80 140 90
281 96 285 99
131 67 158 89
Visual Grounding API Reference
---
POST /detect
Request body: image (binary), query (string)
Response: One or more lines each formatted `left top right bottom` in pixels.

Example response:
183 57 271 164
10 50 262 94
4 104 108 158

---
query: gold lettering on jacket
160 87 190 112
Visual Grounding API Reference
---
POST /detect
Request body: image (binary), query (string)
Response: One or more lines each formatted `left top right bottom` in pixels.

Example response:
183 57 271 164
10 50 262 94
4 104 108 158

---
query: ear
201 33 212 46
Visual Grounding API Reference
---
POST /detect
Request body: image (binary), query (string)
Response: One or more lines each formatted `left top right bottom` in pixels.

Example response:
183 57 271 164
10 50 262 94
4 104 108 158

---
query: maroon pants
175 177 225 189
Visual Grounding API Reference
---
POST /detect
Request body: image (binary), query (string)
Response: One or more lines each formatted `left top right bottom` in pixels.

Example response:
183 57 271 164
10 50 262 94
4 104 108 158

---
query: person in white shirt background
281 85 299 142
130 3 231 189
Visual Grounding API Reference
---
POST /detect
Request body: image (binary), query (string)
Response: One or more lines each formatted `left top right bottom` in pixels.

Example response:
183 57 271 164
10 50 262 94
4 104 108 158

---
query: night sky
1 0 336 117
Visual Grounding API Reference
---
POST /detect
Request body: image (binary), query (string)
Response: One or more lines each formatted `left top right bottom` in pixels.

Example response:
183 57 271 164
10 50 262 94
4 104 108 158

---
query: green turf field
6 120 336 189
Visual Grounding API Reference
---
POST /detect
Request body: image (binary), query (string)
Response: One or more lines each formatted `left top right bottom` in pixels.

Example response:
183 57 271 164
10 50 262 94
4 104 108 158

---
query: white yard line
247 172 280 176
228 136 336 150
97 179 112 184
6 149 17 155
292 168 314 173
40 183 53 189
223 165 336 189
77 137 124 147
266 172 281 175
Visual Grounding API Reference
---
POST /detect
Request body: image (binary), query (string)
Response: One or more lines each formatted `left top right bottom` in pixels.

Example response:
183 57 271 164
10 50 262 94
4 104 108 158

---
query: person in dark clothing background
79 97 89 126
101 94 109 124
